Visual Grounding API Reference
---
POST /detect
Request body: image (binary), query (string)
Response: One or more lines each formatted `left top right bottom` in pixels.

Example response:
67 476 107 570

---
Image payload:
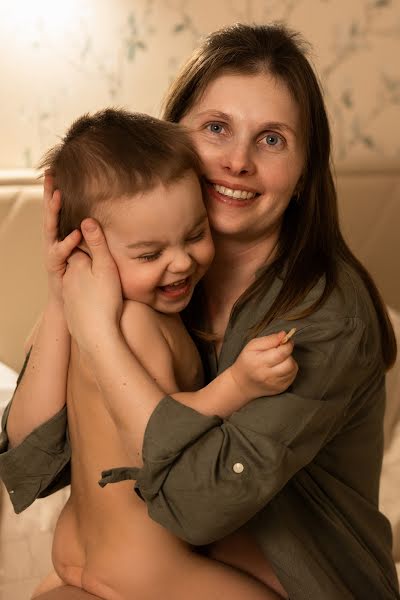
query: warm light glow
4 0 84 38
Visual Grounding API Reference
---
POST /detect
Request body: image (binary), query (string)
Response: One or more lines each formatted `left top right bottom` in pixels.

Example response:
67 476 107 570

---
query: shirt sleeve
0 351 71 514
133 316 372 545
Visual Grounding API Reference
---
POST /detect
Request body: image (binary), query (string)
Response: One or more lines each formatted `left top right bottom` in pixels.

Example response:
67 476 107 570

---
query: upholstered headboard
0 171 46 371
0 168 399 372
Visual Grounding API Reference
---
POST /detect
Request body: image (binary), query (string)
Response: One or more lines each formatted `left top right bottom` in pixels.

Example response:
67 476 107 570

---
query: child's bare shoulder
120 300 165 337
120 300 179 393
121 299 160 318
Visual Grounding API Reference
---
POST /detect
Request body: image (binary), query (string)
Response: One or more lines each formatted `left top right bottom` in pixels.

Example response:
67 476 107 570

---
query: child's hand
230 331 298 400
43 172 82 304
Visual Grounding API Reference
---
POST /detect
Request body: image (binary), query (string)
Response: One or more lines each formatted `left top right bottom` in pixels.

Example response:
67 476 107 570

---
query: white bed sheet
0 361 17 413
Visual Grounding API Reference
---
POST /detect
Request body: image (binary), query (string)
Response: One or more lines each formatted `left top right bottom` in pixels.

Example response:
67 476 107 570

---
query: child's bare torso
50 302 286 600
51 303 202 598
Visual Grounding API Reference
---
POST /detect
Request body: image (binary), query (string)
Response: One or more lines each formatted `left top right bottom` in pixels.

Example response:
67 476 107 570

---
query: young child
33 109 297 600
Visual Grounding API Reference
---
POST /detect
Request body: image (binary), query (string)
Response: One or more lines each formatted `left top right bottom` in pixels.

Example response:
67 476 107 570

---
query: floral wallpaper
1 0 399 170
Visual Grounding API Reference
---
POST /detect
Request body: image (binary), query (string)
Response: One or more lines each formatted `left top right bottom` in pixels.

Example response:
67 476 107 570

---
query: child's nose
169 249 193 273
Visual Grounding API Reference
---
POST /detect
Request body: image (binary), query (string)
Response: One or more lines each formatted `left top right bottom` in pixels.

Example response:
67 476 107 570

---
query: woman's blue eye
265 134 280 145
207 123 224 134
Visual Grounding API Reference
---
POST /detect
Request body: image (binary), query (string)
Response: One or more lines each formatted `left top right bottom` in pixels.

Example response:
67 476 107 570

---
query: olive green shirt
0 262 399 599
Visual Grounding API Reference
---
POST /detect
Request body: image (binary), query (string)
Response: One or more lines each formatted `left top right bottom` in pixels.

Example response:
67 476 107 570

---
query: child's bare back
34 301 286 600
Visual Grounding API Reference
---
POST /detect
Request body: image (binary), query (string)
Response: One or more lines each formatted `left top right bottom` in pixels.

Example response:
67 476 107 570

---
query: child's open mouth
158 277 191 299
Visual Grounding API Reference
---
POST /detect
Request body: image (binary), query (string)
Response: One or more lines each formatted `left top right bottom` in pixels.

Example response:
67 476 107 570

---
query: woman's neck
204 233 278 325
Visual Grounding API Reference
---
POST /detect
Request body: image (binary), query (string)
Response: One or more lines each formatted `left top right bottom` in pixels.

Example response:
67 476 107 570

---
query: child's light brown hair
39 108 202 240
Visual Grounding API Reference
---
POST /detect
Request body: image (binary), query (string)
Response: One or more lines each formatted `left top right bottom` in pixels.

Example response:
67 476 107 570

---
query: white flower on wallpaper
0 0 399 169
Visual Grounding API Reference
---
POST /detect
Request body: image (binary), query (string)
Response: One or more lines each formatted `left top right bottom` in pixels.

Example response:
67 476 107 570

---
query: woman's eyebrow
195 110 231 120
260 121 297 136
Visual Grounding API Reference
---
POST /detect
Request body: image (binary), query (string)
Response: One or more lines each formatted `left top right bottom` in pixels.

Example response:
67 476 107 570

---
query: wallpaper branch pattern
1 0 399 169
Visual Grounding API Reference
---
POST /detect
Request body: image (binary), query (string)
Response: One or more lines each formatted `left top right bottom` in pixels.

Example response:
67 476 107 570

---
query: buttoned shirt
0 261 399 599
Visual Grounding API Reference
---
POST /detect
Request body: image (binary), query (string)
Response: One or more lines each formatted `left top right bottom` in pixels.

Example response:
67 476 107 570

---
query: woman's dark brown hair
162 22 396 369
39 108 202 240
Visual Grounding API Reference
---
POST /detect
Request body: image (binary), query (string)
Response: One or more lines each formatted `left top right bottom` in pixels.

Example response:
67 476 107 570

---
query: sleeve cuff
136 395 222 497
0 406 70 513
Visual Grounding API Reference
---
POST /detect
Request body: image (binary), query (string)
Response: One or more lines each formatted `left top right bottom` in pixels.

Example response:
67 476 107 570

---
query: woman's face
180 72 305 244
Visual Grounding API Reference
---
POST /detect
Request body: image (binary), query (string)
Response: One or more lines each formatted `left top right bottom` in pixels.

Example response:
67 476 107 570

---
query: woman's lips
206 182 259 207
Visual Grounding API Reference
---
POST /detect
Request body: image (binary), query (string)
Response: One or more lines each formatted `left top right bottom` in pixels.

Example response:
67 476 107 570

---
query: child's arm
173 332 298 418
119 303 297 424
119 302 180 396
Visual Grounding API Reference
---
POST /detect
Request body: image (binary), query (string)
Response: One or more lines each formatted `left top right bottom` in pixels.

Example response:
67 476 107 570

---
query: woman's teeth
213 184 257 200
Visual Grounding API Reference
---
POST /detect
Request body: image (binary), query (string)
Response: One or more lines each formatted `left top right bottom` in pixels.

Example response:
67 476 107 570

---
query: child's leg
33 586 103 600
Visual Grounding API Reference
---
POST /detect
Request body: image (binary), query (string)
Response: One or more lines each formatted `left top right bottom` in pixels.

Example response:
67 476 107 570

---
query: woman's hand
62 219 123 354
43 172 82 304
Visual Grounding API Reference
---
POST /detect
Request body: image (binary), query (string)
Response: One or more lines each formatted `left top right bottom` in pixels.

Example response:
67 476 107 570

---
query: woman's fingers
80 219 116 270
55 230 82 264
62 227 123 350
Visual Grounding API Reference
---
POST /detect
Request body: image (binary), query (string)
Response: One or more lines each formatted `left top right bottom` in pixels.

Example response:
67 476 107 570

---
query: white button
9 490 14 494
232 462 244 474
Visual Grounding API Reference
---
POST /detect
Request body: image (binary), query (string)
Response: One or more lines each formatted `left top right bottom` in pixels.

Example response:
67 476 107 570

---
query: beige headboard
0 171 47 371
0 168 399 372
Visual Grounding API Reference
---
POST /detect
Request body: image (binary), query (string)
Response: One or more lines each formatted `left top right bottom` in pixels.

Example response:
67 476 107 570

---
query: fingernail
82 220 97 232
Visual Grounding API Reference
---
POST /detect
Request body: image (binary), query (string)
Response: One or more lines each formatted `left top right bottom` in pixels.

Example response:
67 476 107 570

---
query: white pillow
0 361 17 414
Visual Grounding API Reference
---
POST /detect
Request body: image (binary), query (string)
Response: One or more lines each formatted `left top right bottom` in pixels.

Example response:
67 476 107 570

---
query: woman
1 23 399 600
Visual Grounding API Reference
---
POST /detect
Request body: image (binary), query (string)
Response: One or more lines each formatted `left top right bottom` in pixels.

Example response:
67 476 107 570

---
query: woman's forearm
7 299 70 447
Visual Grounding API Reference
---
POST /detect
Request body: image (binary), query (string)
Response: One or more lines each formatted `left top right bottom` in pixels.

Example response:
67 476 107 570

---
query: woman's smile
206 180 260 207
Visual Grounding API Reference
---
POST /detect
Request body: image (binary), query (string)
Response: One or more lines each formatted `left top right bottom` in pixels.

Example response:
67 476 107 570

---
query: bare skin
34 586 102 600
32 300 287 600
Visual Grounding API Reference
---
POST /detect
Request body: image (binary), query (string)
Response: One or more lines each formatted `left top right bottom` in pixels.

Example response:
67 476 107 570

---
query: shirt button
232 462 244 474
9 490 14 494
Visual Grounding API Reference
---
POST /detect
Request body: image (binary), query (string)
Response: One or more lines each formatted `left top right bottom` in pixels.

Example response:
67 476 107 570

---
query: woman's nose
169 249 193 273
221 142 256 176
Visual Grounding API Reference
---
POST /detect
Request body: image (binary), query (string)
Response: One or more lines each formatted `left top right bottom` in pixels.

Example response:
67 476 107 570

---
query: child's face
100 170 215 314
